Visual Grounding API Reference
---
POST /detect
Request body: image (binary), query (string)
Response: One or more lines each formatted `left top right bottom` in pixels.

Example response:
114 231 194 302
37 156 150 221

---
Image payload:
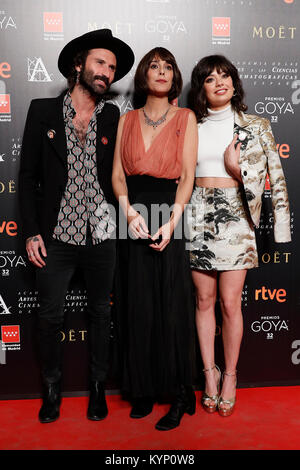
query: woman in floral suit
187 55 291 417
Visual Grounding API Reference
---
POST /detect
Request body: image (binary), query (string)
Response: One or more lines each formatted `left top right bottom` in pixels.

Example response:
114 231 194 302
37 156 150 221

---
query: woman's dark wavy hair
134 47 182 105
190 55 247 123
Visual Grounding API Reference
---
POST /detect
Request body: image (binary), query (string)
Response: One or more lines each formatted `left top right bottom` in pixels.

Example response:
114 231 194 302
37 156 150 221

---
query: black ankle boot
155 385 196 431
130 397 154 419
87 381 108 421
38 381 61 423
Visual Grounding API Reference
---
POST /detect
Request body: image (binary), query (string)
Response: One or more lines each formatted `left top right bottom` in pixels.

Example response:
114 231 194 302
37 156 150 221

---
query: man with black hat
19 29 134 423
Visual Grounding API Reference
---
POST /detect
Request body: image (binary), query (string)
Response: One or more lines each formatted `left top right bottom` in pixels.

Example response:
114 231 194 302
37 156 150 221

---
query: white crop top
195 105 234 178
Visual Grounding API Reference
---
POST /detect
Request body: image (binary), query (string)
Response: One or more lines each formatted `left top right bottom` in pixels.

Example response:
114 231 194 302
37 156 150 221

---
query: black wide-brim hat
58 29 135 82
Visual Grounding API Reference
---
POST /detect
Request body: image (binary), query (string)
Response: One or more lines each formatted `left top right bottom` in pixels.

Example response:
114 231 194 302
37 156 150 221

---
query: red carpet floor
1 386 300 450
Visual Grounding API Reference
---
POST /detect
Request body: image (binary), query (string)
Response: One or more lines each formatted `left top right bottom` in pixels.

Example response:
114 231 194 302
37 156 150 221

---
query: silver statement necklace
143 106 170 129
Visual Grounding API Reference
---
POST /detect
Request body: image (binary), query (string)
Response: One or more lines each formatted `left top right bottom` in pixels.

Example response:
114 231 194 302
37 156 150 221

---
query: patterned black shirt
53 92 116 245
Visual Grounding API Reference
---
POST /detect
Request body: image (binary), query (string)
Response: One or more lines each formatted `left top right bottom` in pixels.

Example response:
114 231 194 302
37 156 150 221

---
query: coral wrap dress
118 108 195 398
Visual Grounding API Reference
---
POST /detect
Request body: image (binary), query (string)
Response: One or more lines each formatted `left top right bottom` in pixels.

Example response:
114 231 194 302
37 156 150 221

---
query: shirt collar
63 91 76 121
63 91 105 121
95 99 105 115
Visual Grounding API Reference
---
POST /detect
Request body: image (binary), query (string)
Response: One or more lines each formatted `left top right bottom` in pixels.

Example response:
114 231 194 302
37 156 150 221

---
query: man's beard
78 66 111 98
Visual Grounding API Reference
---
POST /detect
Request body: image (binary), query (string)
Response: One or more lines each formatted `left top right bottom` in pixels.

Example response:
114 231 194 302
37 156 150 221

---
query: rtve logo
255 286 287 303
277 143 290 158
0 62 11 78
0 221 17 236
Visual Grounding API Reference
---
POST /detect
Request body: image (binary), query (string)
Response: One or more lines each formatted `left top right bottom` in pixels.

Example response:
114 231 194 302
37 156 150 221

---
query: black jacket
18 91 120 245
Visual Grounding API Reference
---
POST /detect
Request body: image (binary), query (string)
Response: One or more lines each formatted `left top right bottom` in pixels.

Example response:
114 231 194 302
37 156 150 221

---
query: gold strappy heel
218 370 237 417
201 365 221 414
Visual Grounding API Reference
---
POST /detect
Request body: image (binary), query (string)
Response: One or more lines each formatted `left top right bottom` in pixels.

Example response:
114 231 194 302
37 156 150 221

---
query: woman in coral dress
112 47 198 431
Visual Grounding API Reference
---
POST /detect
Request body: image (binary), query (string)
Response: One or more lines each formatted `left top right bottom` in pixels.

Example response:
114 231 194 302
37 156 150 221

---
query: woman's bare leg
218 269 247 407
192 270 219 402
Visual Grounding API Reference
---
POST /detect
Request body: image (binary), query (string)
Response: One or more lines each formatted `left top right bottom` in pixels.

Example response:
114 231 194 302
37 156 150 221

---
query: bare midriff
195 177 240 188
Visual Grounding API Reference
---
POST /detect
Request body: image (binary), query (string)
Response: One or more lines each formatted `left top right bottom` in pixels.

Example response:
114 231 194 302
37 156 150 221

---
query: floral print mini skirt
187 186 258 271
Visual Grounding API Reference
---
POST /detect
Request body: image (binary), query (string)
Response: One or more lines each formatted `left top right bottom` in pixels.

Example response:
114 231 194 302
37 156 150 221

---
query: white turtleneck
195 105 234 178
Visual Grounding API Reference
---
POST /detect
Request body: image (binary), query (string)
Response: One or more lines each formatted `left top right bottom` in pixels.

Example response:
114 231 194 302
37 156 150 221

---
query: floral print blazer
234 112 291 243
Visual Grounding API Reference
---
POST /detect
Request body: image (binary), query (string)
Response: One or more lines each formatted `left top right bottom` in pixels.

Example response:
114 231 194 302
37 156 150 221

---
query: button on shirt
53 92 116 245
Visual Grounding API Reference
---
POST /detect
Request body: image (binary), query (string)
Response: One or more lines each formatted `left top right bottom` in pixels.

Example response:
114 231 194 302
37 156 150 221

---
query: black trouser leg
36 241 76 385
79 238 116 382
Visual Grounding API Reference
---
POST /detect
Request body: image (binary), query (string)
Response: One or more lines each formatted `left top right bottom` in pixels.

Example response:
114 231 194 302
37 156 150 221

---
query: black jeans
36 236 116 384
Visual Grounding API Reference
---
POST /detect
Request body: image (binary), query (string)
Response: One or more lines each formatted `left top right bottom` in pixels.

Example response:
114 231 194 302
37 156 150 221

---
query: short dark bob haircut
134 47 183 103
190 54 247 123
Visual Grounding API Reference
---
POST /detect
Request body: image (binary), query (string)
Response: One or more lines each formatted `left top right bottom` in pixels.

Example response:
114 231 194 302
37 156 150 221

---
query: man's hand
26 234 47 268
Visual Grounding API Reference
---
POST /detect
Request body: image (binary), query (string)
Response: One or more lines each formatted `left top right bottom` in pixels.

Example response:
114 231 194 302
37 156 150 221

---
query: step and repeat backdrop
0 0 299 398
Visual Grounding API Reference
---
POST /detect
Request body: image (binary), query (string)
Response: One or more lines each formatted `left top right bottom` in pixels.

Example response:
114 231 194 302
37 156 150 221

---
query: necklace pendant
143 106 171 129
